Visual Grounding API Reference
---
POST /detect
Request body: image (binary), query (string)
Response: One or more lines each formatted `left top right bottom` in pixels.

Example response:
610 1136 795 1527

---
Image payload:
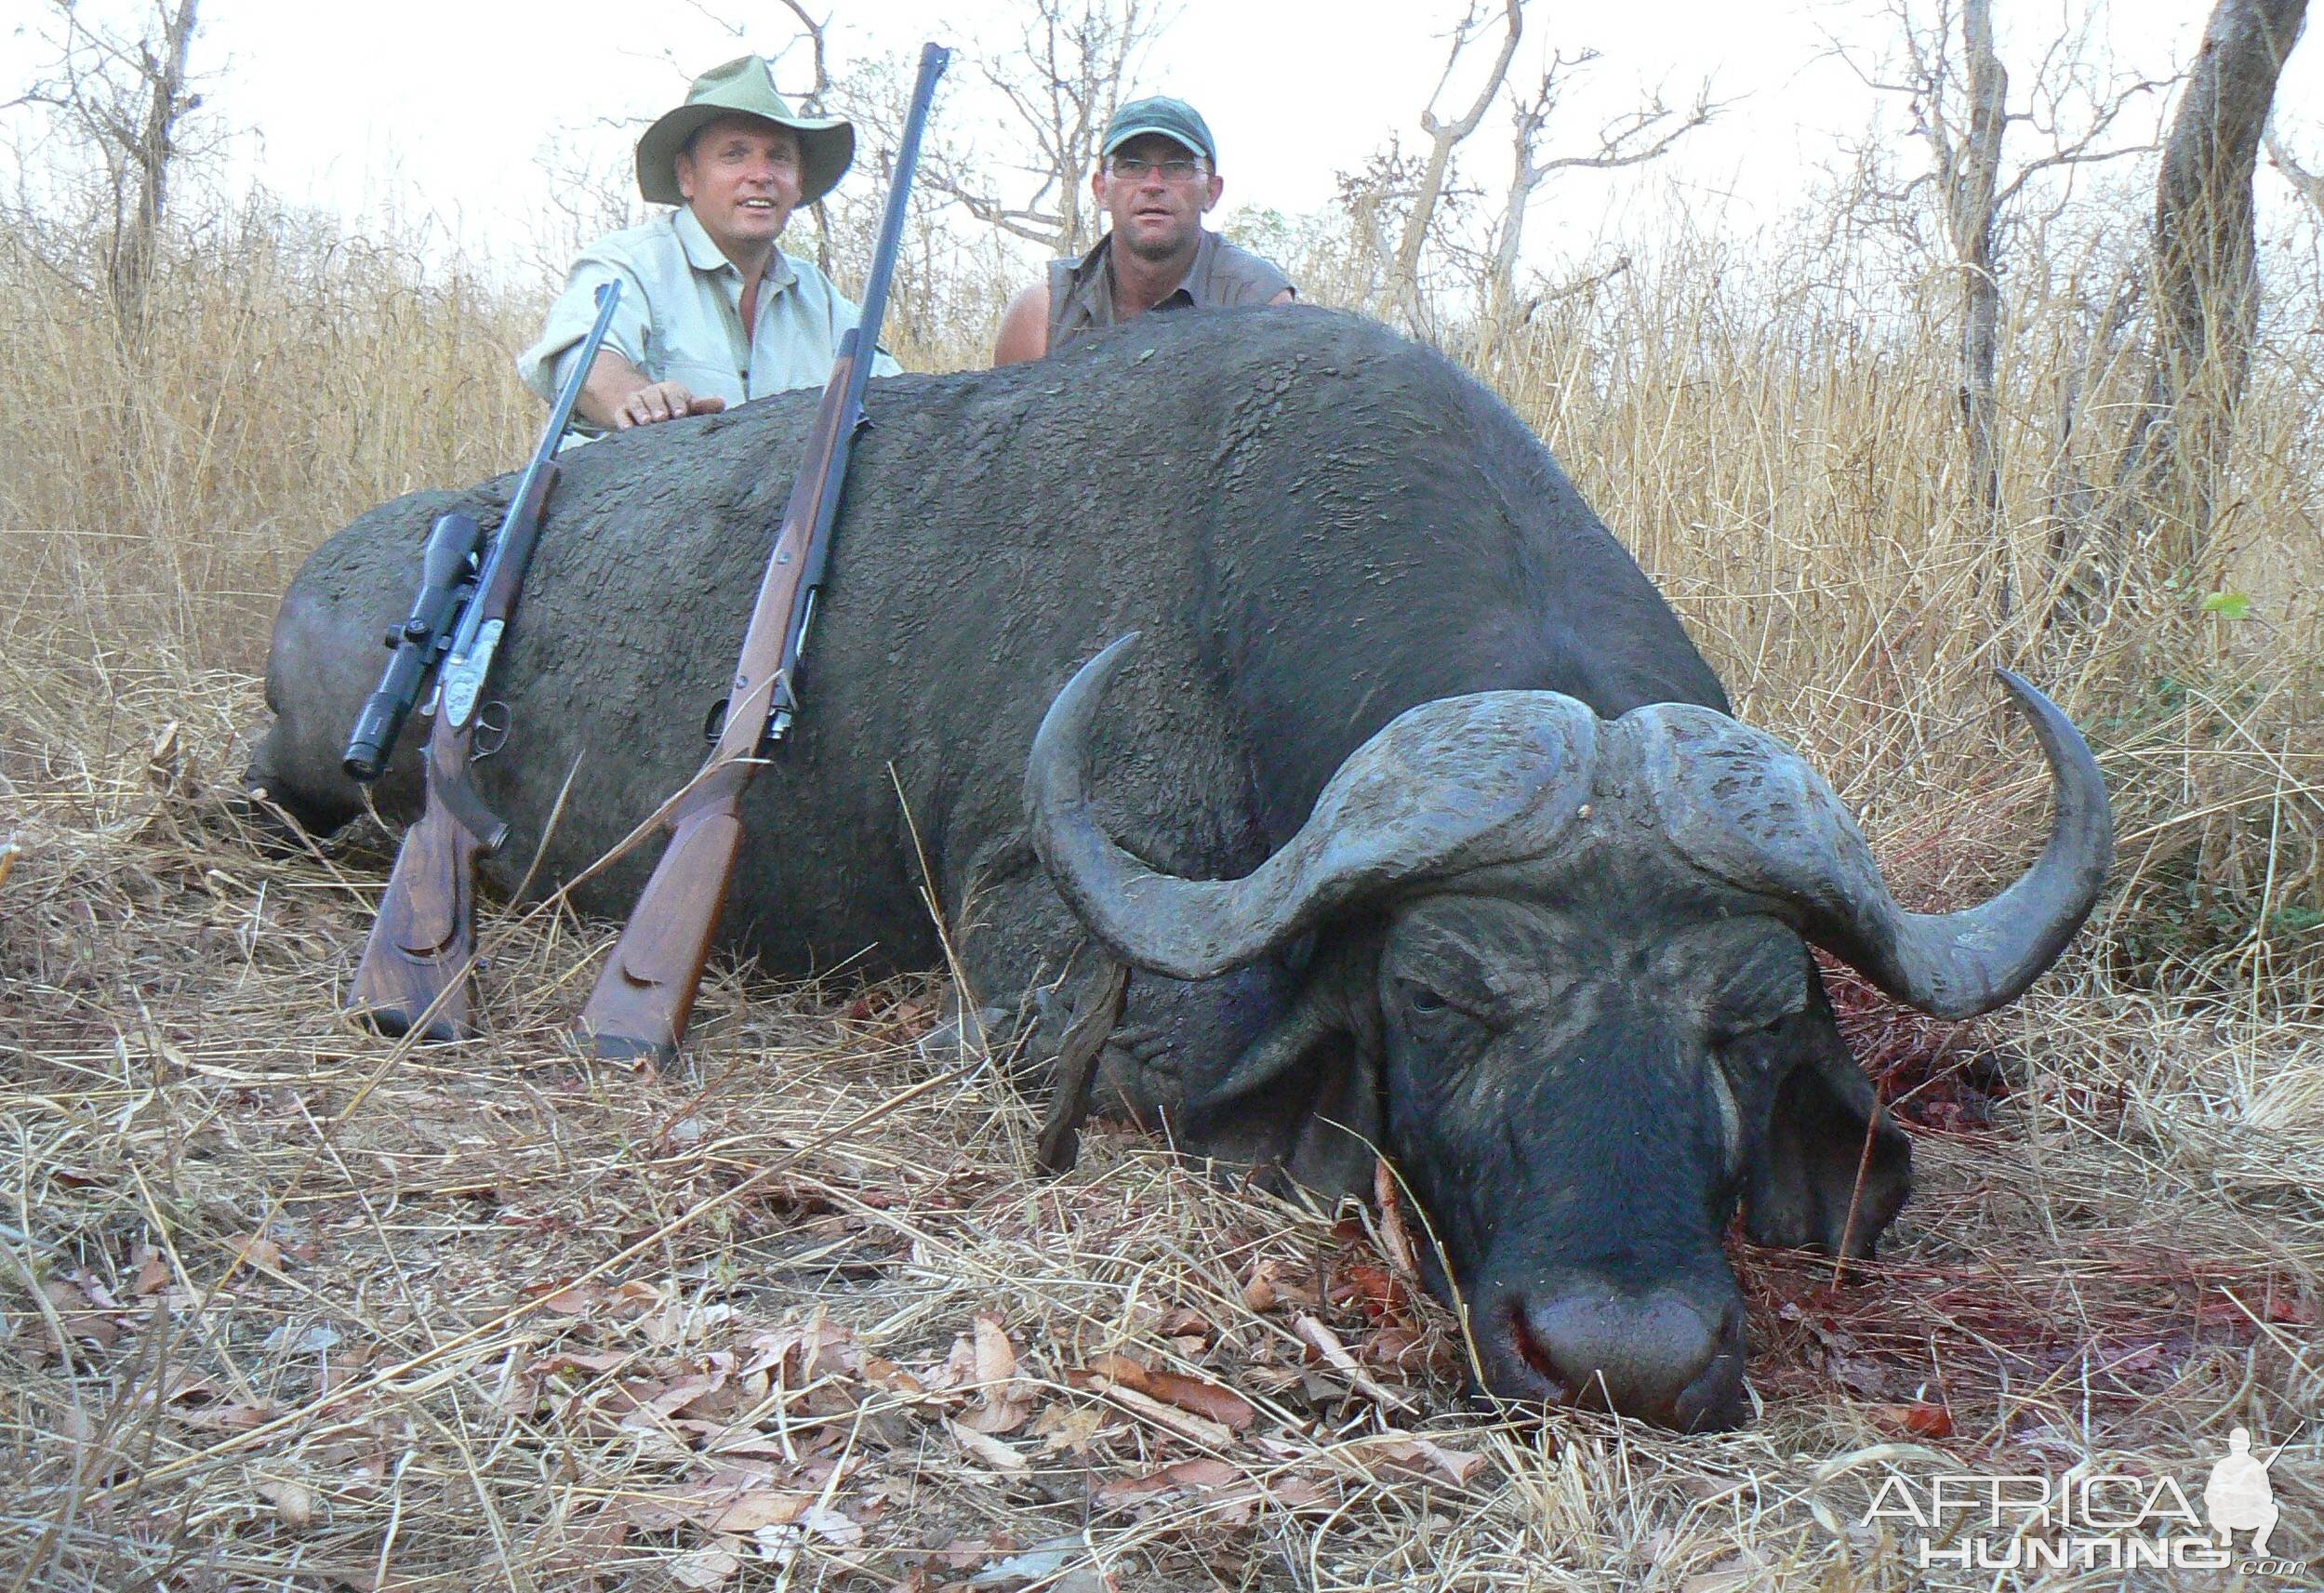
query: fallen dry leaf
170 1401 281 1433
948 1418 1030 1473
1096 1380 1234 1448
958 1314 1036 1434
1868 1401 1954 1439
1094 1456 1244 1507
1293 1314 1417 1411
1082 1352 1257 1432
41 1279 120 1348
128 1246 171 1296
1681 1548 1767 1593
973 1313 1017 1384
709 1489 814 1534
253 1478 315 1530
670 1544 740 1589
224 1234 286 1271
1359 1434 1489 1486
1374 1159 1422 1275
1035 1403 1110 1455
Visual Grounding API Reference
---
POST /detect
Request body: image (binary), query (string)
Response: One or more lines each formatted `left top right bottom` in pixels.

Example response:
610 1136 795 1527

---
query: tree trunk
1948 0 2009 613
1487 99 1550 330
2110 0 2307 577
110 0 202 353
1392 0 1522 337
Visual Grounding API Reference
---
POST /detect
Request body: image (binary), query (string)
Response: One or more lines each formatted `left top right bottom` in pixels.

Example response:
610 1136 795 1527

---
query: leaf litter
0 669 2318 1589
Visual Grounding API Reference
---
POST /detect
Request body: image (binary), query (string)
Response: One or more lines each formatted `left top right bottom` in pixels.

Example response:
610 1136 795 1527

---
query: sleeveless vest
1045 229 1294 354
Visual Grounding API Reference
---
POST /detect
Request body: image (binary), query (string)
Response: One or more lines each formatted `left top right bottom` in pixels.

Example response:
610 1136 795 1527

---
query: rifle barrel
575 42 950 1063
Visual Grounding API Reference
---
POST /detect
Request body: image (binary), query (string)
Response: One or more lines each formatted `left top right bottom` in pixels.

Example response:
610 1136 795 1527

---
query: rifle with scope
341 278 622 1040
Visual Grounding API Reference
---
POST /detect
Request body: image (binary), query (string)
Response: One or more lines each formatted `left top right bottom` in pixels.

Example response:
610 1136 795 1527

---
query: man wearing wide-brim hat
519 55 899 432
991 95 1295 365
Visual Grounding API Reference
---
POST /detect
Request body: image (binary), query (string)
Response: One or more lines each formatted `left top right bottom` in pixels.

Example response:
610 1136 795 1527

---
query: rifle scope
342 511 485 781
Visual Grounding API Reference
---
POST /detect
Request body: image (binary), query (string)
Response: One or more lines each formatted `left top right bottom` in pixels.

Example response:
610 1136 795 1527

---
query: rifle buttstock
348 799 482 1042
574 800 745 1062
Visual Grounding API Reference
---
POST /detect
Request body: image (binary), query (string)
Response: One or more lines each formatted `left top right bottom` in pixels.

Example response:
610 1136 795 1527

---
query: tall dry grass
2 181 2320 1591
7 186 2313 995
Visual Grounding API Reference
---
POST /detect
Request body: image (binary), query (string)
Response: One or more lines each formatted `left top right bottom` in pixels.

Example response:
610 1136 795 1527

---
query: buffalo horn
1633 671 2112 1018
1024 635 1599 980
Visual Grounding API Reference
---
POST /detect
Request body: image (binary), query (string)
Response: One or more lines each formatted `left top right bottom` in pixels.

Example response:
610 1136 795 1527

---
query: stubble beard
1120 221 1197 265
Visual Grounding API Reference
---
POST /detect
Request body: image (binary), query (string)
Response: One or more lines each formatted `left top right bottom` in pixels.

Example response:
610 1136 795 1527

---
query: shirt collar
1082 227 1218 311
674 206 800 292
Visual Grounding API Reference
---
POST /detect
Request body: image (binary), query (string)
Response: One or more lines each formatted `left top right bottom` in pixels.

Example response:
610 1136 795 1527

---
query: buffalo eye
1392 976 1477 1028
1394 981 1450 1018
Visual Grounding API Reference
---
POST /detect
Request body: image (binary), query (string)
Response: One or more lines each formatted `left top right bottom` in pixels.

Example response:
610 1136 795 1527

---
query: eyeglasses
1106 154 1210 182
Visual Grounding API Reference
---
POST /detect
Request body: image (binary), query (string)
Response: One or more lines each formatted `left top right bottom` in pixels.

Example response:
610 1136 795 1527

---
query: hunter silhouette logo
2204 1427 2278 1557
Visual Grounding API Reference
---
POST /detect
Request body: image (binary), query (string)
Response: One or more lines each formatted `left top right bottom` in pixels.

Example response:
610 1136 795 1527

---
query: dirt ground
2 674 2317 1593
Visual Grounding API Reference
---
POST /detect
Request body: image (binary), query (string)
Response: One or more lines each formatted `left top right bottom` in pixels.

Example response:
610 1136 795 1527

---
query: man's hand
614 379 727 430
577 349 728 431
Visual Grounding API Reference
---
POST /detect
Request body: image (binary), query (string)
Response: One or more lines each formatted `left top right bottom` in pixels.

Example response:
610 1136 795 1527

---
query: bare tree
1946 0 2010 577
1335 148 1419 309
1390 0 1523 333
1845 0 2170 619
2111 0 2308 575
1485 52 1717 329
915 0 1162 256
12 0 206 351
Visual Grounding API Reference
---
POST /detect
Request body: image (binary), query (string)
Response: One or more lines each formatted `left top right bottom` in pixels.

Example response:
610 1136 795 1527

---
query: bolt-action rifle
342 279 622 1039
575 42 950 1062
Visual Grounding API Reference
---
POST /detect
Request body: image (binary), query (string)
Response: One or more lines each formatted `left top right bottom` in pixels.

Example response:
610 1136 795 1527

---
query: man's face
676 115 803 257
1093 133 1224 261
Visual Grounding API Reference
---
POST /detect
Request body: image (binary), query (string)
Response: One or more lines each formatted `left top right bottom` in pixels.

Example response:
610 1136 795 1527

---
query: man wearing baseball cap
991 96 1295 365
519 55 899 433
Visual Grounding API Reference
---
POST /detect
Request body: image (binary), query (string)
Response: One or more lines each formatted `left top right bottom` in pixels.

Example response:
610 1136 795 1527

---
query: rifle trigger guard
703 697 728 743
471 701 512 760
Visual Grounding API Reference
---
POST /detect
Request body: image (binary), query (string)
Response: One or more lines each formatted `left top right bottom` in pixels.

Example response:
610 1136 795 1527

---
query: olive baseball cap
1101 97 1217 166
635 55 856 208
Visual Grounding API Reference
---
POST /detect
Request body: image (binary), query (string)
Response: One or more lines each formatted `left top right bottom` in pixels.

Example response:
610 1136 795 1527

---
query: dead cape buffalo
250 306 2111 1430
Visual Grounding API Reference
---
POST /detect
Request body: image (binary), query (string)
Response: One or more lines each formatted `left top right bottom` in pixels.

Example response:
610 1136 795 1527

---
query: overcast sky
6 0 2318 278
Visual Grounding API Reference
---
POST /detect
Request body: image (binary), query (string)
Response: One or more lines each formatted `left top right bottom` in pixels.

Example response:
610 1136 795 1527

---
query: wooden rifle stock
576 42 950 1062
346 723 485 1039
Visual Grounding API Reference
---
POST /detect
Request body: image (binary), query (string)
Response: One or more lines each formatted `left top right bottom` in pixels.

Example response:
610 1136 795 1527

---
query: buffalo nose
1508 1287 1745 1430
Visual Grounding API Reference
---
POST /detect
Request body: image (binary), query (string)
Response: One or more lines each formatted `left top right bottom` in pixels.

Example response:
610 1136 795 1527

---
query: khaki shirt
517 207 900 419
1045 229 1294 354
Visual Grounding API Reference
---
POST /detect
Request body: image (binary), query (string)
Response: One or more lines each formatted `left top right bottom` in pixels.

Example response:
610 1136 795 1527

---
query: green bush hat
1101 97 1217 166
635 56 856 208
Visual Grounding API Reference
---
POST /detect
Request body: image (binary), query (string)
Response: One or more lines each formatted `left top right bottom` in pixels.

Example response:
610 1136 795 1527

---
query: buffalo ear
1743 962 1912 1258
1175 929 1384 1203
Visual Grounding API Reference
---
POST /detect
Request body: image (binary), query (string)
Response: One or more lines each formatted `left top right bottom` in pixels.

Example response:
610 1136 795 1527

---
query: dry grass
1 191 2320 1591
